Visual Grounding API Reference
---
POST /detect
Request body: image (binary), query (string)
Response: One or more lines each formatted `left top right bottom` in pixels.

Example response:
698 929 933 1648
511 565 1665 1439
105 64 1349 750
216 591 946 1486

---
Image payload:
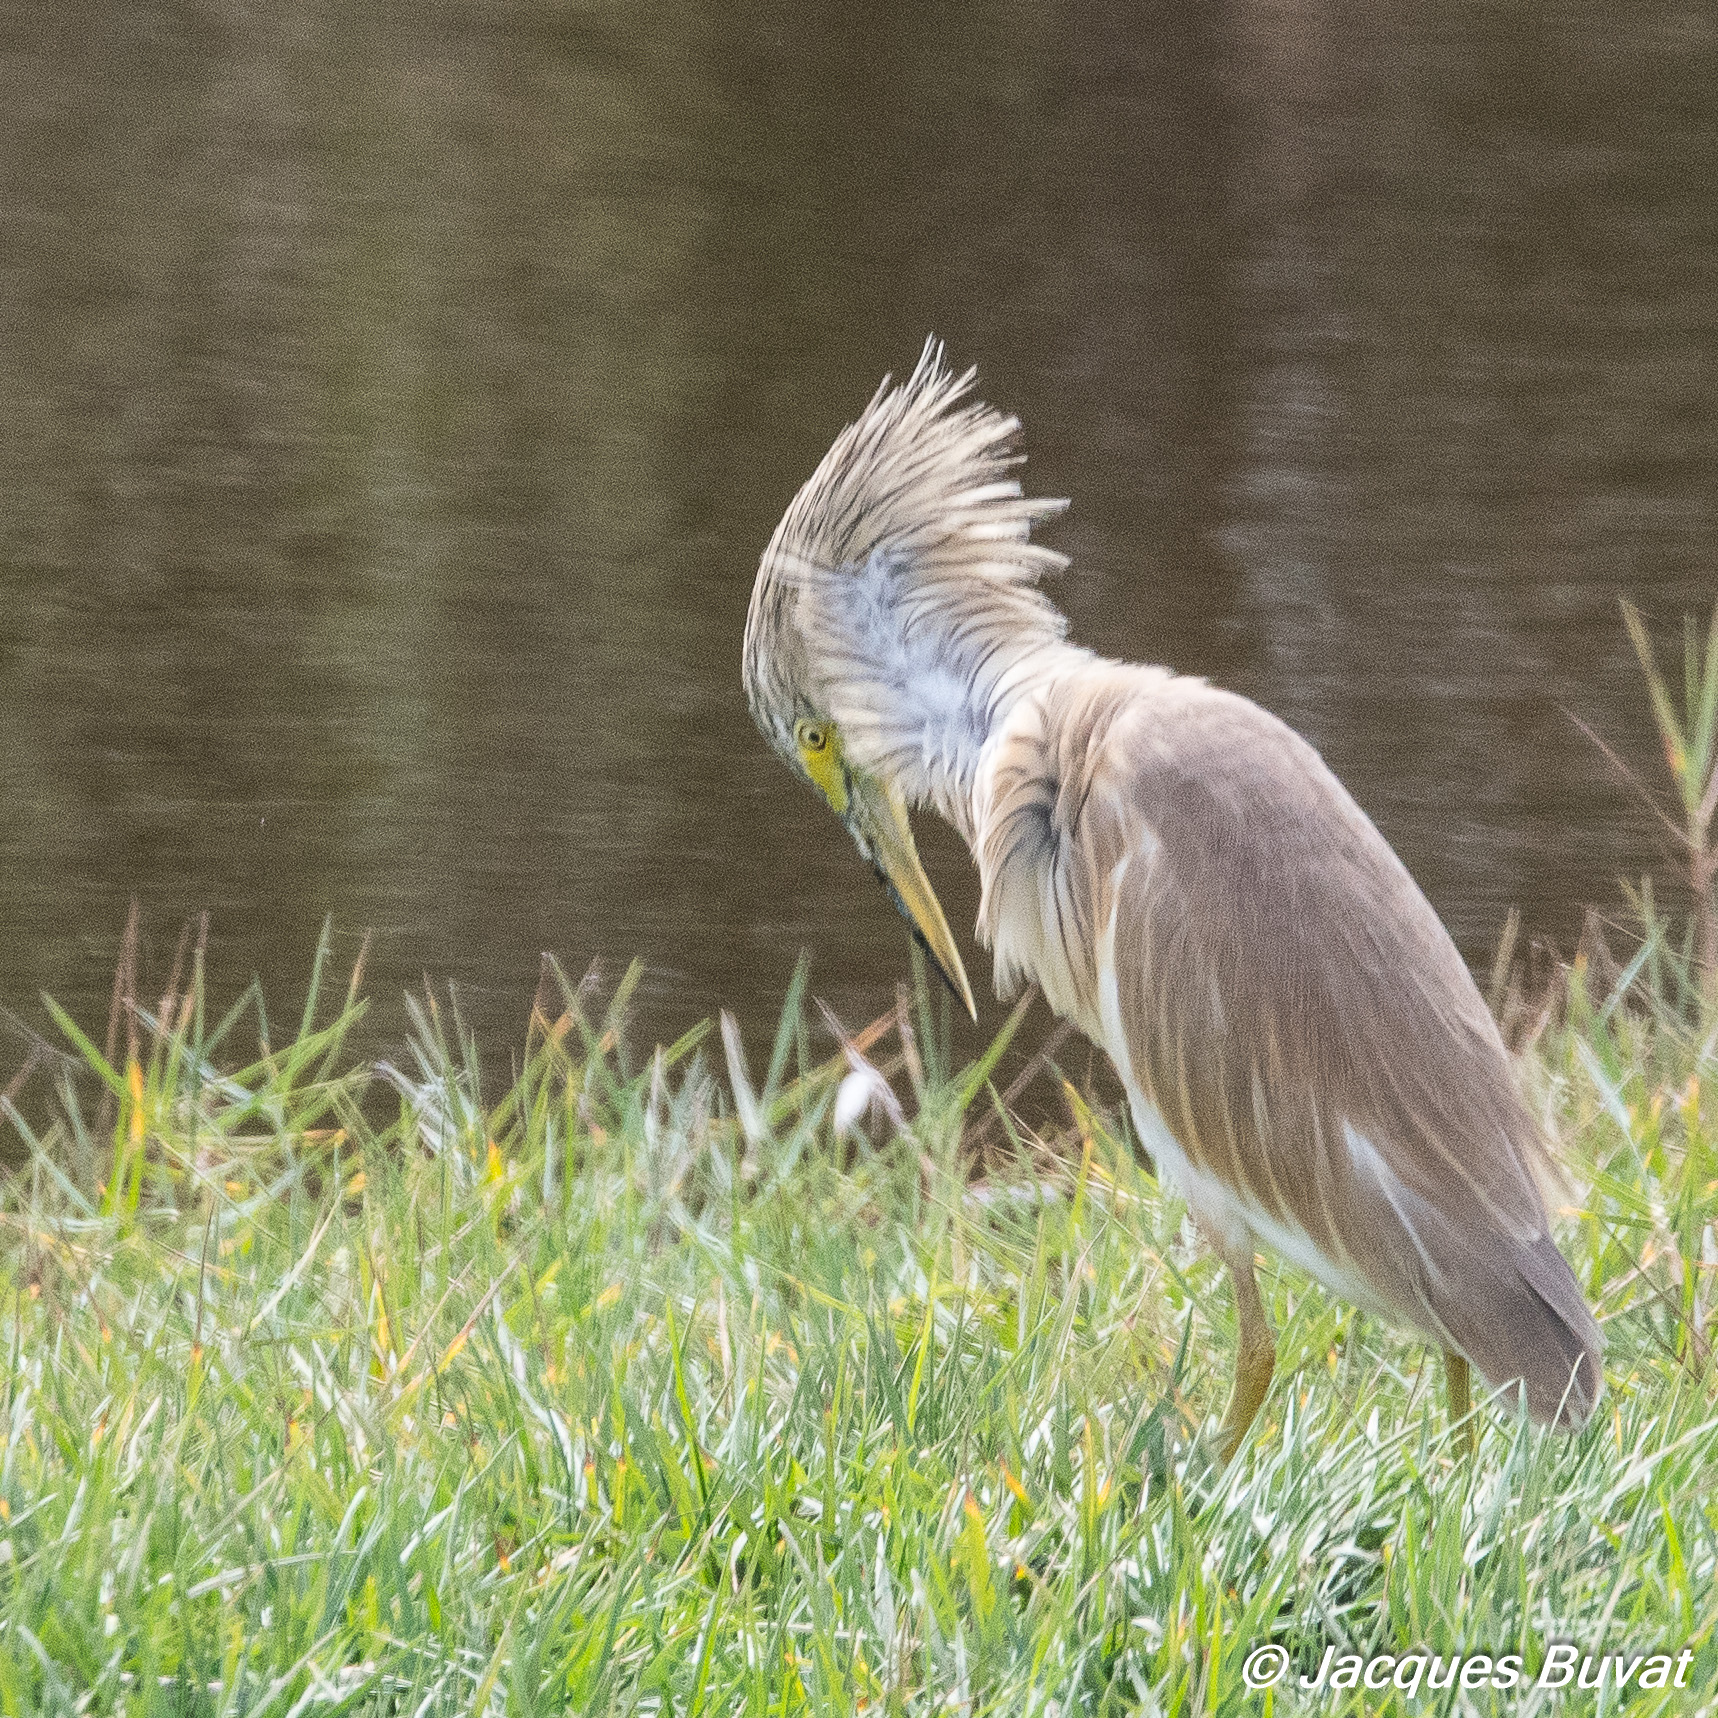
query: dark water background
3 0 1716 1077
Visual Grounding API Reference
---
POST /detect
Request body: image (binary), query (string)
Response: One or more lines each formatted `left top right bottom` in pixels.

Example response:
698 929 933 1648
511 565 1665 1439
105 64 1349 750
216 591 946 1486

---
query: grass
0 610 1715 1715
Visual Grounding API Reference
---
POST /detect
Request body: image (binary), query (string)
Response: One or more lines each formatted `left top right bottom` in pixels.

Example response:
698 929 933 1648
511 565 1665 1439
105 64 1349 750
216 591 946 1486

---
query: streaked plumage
744 341 1602 1451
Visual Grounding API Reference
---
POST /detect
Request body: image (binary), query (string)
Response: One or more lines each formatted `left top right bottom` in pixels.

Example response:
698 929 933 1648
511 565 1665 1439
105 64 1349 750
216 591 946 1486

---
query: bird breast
970 659 1172 1042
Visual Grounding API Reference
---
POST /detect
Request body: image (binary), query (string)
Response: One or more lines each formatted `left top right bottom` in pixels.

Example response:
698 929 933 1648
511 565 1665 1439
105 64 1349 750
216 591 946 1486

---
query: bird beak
844 771 977 1021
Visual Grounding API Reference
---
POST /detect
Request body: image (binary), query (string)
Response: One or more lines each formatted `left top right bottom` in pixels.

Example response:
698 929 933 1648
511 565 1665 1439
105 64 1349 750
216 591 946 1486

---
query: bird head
743 340 1070 1020
769 699 976 1019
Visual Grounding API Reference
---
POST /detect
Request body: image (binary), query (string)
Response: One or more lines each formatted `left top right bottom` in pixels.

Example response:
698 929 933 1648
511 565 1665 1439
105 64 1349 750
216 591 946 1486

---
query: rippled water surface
3 1 1716 1065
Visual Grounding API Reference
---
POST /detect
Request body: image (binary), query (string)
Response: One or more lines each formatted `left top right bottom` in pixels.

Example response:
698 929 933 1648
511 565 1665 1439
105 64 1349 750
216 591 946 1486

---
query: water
3 0 1715 1074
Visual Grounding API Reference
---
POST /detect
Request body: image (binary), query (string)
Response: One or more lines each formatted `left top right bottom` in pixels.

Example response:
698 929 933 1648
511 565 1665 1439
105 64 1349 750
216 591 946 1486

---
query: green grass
0 609 1715 1715
0 928 1712 1716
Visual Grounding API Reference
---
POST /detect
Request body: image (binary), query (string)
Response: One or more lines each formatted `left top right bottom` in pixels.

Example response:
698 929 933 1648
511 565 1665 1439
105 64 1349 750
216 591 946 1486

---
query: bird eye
797 721 828 755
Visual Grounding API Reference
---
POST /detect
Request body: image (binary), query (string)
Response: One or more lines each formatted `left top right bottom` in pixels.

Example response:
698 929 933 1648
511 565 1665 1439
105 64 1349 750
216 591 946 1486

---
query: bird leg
1444 1350 1475 1455
1215 1250 1276 1464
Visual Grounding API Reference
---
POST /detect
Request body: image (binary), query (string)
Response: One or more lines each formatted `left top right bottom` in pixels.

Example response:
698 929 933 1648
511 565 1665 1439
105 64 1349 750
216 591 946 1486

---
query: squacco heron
743 341 1602 1459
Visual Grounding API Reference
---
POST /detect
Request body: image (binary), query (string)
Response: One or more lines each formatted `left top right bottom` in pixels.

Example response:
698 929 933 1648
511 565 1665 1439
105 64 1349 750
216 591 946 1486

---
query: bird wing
982 666 1601 1423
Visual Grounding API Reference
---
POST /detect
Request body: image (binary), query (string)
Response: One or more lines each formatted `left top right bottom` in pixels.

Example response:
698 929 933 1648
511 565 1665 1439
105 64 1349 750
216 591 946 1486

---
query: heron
743 340 1602 1459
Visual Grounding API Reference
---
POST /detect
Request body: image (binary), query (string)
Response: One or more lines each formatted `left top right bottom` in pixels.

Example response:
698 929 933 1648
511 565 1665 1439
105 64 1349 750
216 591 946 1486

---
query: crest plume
743 339 1072 814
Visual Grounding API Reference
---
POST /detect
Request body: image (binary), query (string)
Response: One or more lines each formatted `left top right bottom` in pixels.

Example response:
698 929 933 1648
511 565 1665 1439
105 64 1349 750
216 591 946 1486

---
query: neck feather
896 634 1095 844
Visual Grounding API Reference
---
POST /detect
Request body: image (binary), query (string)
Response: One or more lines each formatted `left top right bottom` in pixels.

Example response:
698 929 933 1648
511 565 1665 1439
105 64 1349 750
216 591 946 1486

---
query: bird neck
915 640 1096 845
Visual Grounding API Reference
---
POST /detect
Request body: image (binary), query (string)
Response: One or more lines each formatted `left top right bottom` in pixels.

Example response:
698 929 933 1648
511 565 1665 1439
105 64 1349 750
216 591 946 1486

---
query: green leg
1215 1254 1276 1465
1444 1349 1475 1455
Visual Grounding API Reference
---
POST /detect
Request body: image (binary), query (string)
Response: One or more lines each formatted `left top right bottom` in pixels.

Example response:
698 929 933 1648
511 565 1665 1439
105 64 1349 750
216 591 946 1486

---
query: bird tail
1438 1228 1603 1428
1371 1177 1604 1428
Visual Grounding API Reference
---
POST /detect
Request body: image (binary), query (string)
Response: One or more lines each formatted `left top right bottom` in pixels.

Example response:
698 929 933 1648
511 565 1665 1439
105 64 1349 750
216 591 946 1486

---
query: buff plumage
744 341 1601 1455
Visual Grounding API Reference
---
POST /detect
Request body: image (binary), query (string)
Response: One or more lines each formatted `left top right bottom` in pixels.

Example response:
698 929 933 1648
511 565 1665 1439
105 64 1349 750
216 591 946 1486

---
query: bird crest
743 339 1072 818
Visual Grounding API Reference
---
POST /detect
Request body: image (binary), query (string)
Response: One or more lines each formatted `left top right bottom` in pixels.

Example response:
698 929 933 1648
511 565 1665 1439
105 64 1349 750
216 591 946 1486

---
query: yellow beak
844 771 977 1021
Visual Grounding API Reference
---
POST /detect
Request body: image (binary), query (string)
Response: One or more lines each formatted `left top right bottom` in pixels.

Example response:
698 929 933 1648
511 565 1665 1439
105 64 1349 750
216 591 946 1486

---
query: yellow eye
794 718 848 813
